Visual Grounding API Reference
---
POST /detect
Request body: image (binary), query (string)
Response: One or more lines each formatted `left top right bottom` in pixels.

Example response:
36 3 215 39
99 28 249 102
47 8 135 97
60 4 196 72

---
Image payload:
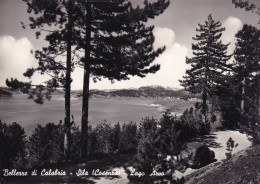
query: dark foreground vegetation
0 103 213 182
1 96 259 183
0 103 211 169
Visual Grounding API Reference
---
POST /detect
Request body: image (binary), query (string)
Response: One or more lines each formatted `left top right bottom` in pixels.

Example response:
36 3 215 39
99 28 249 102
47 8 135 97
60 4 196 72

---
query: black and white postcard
0 0 259 183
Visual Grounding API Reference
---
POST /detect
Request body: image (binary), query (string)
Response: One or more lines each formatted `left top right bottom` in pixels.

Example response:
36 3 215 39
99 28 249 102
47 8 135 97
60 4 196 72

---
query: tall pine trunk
257 77 260 121
241 77 245 113
64 0 72 162
81 2 92 159
202 90 207 122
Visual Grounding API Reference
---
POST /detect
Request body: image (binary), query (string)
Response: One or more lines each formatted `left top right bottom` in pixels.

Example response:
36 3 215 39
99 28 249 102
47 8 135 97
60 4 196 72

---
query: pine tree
180 14 231 122
77 0 170 159
6 0 82 162
233 24 260 142
233 24 259 116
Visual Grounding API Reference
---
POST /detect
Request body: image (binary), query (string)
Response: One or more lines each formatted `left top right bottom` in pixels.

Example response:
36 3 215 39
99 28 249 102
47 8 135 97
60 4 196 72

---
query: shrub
90 123 113 154
180 106 211 139
127 117 161 183
239 113 260 145
225 137 238 159
110 123 121 152
28 122 80 167
192 146 216 168
28 123 63 167
220 102 240 130
128 113 185 183
0 121 27 169
118 122 138 152
88 122 137 155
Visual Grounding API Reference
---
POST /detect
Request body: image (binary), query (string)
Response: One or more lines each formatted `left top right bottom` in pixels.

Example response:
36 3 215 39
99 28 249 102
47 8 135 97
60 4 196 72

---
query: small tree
180 106 211 138
91 123 113 154
28 122 80 167
28 123 64 167
129 113 185 183
0 121 27 169
225 137 238 159
128 118 160 183
110 123 121 152
119 122 138 152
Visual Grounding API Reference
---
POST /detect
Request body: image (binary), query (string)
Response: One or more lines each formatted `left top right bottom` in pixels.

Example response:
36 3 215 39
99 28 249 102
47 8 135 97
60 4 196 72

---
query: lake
0 94 195 136
0 94 170 136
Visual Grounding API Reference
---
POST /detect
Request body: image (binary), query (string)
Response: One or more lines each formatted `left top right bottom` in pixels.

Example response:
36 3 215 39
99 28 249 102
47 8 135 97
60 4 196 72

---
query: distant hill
0 85 199 100
76 86 199 99
0 87 13 97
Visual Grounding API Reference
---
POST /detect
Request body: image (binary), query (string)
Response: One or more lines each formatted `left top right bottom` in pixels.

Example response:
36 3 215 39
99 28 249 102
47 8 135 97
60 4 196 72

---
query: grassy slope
185 144 260 184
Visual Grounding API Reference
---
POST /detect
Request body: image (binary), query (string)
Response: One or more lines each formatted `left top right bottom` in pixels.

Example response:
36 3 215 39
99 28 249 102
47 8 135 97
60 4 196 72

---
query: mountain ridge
0 85 199 99
84 85 199 99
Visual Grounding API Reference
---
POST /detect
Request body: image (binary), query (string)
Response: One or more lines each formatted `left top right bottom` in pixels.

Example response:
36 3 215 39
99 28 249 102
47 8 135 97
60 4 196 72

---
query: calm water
0 94 162 136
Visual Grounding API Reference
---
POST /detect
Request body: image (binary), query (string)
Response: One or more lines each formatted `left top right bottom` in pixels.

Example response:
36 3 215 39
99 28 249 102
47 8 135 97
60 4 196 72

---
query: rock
191 145 216 169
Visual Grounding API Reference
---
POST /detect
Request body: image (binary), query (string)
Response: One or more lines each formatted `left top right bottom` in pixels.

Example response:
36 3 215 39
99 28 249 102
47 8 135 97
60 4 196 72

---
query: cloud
0 29 188 90
152 42 188 88
153 27 175 49
88 27 188 90
0 35 50 87
222 16 243 54
0 36 35 86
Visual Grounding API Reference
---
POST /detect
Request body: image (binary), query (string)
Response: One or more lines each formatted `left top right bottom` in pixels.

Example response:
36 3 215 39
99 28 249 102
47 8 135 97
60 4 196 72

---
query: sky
0 0 259 90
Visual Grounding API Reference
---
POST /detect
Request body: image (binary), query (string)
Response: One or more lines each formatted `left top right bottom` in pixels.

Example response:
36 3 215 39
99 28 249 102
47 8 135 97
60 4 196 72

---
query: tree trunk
257 77 260 121
81 2 92 159
64 0 72 163
202 90 207 122
241 77 245 113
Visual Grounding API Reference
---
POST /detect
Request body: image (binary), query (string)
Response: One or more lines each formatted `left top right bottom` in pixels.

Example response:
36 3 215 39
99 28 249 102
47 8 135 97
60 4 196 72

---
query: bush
118 122 138 152
88 121 137 155
192 146 216 168
180 106 211 140
220 102 240 130
225 137 238 159
110 123 121 152
28 122 80 167
0 121 27 169
128 117 161 183
239 113 260 145
89 123 113 154
128 113 185 183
